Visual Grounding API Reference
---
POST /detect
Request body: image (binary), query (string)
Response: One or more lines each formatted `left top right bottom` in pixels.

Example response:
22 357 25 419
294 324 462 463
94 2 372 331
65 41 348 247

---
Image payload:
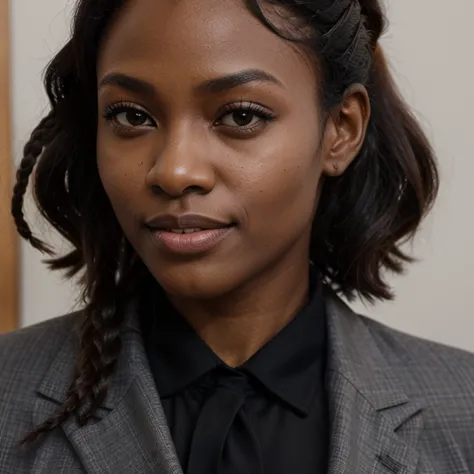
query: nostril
150 184 165 197
183 185 206 195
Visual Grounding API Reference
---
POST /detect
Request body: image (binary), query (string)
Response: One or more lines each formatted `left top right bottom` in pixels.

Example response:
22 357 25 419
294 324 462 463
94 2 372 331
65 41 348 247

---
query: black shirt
140 273 329 474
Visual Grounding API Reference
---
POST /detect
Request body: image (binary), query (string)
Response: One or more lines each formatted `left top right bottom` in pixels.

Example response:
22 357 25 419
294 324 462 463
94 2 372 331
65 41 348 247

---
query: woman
1 0 473 472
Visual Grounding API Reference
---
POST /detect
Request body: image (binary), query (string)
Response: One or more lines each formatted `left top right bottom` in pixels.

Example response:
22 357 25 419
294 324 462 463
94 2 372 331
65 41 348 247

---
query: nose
146 125 216 198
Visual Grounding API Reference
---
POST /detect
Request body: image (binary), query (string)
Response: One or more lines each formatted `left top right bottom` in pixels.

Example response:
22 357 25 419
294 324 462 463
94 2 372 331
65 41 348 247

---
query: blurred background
1 0 473 348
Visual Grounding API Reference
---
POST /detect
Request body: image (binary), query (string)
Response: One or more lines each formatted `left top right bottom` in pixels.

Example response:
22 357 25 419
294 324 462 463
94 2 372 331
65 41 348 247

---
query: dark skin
97 0 370 367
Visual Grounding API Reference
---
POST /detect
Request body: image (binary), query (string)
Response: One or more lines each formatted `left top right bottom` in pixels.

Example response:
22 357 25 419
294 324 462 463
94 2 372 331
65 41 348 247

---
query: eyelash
102 100 276 135
214 101 276 133
103 101 155 126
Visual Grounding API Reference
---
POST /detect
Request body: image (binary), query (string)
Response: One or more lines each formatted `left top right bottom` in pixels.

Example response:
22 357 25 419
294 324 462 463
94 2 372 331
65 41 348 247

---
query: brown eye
103 103 156 130
116 110 153 127
221 110 258 127
215 102 276 134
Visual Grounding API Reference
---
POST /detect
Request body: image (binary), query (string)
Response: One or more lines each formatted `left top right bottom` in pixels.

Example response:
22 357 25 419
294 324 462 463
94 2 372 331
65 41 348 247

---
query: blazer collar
35 293 434 474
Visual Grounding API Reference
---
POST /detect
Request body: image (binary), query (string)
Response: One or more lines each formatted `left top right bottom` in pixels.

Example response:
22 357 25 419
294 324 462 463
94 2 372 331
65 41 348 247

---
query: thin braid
19 392 80 445
76 302 124 424
74 246 140 425
11 113 56 254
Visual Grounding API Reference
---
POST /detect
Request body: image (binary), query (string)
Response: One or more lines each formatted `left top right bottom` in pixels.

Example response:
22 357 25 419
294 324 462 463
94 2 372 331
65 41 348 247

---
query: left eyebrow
98 73 157 98
197 69 284 94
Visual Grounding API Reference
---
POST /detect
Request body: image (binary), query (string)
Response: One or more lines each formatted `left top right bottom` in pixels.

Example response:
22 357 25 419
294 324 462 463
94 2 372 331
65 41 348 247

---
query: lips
145 213 235 255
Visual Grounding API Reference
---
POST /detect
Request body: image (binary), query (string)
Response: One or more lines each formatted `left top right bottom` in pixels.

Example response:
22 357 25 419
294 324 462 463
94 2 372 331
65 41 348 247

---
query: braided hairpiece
251 0 379 90
295 0 382 48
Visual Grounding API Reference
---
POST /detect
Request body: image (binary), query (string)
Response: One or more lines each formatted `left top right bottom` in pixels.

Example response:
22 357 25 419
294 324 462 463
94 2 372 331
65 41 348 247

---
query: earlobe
322 84 371 177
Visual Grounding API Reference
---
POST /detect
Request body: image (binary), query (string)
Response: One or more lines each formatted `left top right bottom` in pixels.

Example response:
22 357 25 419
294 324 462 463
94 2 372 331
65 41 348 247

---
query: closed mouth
145 213 236 232
147 222 235 254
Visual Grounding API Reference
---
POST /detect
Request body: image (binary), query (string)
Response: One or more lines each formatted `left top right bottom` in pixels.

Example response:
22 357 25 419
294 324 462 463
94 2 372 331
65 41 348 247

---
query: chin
149 263 242 301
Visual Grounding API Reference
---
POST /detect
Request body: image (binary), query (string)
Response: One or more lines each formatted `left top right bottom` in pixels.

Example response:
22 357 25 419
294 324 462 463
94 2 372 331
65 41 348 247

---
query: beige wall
11 0 474 350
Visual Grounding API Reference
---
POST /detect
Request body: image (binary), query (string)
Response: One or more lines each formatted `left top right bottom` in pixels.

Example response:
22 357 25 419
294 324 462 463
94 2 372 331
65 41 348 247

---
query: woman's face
96 0 348 298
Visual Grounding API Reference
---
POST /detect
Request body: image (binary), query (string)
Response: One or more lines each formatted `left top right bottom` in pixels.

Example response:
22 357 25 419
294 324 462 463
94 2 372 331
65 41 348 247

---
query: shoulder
0 314 82 468
0 312 80 365
361 315 474 459
327 293 474 398
362 315 474 396
0 312 81 404
327 290 474 465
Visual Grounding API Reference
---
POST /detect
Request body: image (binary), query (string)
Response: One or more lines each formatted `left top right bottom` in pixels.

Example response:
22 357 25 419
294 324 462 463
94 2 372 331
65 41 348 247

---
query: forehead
97 0 316 90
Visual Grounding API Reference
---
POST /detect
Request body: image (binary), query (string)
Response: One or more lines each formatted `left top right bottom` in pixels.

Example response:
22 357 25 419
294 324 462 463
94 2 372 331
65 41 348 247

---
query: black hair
13 0 438 443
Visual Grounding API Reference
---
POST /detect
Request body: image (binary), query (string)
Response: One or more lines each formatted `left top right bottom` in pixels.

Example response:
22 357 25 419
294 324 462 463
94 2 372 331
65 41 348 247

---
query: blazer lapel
325 292 435 474
35 305 183 474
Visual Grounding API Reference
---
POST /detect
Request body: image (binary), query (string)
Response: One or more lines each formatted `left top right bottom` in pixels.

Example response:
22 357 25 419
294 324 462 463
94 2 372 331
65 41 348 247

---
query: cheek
239 135 323 237
96 136 148 230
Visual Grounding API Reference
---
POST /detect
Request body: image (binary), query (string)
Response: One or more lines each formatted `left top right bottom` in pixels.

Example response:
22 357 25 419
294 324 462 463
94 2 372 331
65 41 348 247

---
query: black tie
186 367 264 474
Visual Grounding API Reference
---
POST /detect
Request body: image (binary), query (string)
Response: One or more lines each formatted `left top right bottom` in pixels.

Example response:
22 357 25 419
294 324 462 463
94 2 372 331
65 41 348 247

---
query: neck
168 259 311 367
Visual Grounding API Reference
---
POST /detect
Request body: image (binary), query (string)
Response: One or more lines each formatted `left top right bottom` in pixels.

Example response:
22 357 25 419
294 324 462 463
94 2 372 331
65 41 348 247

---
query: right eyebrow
98 73 156 98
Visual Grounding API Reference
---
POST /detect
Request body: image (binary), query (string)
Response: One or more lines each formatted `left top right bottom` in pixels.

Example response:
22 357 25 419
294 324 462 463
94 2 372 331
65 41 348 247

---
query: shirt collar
242 273 326 415
140 268 326 417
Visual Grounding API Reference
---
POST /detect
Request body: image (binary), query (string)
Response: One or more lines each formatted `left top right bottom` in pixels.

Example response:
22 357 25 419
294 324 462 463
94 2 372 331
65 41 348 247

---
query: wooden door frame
0 0 18 333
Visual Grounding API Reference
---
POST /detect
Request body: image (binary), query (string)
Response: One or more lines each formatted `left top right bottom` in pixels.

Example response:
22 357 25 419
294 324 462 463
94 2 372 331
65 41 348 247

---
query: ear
321 84 371 177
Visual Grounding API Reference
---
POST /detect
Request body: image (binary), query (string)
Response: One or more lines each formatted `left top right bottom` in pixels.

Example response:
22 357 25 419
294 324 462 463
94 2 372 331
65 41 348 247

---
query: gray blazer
1 292 474 474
